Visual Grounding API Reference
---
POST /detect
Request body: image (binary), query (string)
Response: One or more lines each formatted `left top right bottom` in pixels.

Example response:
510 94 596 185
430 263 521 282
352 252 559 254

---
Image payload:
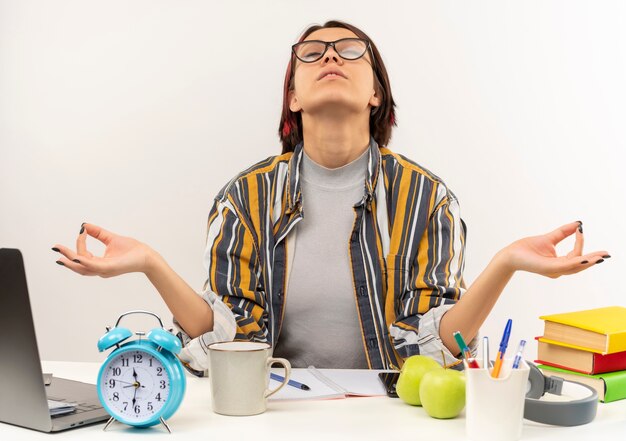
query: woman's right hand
52 223 155 278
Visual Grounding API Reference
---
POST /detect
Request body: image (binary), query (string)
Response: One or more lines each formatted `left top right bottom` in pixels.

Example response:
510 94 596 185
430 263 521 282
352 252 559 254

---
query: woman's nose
322 49 343 65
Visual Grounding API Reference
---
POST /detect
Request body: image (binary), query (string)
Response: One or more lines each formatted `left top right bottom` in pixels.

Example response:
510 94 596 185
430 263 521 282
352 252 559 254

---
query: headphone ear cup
525 361 546 399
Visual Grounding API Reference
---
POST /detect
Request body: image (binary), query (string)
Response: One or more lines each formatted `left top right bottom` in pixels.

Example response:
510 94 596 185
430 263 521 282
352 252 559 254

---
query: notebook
0 248 109 432
269 366 389 401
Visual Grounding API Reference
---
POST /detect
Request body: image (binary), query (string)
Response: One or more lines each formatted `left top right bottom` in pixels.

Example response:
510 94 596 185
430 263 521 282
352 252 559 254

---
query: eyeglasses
292 38 372 64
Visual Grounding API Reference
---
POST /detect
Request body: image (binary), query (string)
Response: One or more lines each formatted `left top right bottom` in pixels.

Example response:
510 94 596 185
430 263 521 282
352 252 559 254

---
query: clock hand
123 383 146 388
114 379 136 385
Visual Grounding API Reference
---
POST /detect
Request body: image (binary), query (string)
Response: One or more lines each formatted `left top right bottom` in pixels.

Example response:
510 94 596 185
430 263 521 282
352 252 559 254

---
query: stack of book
535 306 626 403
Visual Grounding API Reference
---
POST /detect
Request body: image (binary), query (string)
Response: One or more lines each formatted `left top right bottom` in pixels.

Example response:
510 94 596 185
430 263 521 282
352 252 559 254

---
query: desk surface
1 361 625 440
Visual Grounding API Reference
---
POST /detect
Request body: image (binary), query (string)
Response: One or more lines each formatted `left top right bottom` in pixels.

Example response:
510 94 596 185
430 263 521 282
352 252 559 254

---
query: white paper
269 367 389 401
310 367 388 396
48 399 76 416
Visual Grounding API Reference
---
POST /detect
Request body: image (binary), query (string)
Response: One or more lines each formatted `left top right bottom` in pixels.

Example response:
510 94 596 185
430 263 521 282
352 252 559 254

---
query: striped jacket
177 138 472 371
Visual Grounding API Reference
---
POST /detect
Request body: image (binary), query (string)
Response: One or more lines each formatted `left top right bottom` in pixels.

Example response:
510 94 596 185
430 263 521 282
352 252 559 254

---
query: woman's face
289 27 380 117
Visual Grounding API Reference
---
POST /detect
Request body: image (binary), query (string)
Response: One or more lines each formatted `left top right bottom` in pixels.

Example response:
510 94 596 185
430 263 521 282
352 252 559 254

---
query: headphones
524 361 598 426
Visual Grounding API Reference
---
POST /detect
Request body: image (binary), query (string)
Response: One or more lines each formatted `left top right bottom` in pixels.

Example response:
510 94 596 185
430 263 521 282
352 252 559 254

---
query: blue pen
512 340 527 369
491 319 512 378
270 373 310 391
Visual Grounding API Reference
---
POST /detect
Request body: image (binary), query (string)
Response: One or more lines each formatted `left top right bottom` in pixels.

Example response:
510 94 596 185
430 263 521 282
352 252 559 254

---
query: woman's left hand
500 221 610 278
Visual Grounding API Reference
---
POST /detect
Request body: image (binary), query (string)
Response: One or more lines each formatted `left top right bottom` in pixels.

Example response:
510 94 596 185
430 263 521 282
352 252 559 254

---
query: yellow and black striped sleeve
389 185 466 360
204 195 269 343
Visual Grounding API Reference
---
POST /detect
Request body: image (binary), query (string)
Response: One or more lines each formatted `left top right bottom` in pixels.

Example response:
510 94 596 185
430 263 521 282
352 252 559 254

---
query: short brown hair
279 20 397 153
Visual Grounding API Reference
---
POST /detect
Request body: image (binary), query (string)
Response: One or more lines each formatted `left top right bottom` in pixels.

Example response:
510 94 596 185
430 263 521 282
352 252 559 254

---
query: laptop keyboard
48 397 103 418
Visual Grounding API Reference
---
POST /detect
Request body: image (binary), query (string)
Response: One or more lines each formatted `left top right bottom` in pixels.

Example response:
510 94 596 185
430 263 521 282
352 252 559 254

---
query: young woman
52 21 609 371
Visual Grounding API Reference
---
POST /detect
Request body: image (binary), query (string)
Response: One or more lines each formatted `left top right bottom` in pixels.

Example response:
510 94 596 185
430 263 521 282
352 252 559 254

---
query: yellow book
540 306 626 354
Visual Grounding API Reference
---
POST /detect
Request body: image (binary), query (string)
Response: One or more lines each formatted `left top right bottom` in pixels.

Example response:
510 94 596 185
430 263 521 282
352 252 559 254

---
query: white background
1 0 624 363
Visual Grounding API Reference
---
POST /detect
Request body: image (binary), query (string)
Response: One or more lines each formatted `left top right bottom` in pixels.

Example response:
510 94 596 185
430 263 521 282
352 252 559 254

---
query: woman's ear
369 90 381 108
289 90 301 112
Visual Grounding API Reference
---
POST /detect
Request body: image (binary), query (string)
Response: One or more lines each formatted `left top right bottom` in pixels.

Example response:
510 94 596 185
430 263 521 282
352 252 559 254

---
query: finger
554 251 611 276
83 223 116 246
52 244 111 273
52 244 105 275
526 247 610 278
76 222 94 258
578 251 611 266
52 244 88 263
54 257 97 276
546 221 580 246
567 221 584 258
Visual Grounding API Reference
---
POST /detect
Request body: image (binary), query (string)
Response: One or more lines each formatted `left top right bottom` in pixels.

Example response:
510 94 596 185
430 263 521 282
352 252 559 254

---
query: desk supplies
465 357 530 441
539 306 626 353
483 336 491 368
270 373 310 390
453 331 479 368
512 340 527 369
491 319 513 378
536 337 626 374
97 310 186 432
269 367 387 401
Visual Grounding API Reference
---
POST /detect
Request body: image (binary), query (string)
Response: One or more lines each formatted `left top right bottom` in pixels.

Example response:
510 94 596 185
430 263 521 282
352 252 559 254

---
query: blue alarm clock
97 310 186 433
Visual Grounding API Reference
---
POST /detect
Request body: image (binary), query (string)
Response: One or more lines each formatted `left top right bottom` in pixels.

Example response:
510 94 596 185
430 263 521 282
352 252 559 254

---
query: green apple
396 355 442 406
419 368 466 419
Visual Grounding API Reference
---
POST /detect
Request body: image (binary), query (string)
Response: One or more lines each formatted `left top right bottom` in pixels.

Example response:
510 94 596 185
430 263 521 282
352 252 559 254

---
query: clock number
149 358 153 367
121 357 129 367
155 393 161 402
156 367 163 376
147 402 153 411
112 392 119 401
133 354 143 364
111 367 121 376
109 379 116 388
134 405 141 414
160 380 166 389
123 402 128 411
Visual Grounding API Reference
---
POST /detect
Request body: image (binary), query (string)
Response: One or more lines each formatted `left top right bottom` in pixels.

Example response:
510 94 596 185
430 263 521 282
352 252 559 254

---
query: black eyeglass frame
291 37 374 65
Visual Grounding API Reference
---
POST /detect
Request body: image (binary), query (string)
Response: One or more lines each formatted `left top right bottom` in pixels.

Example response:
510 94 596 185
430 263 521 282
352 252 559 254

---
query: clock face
100 349 171 423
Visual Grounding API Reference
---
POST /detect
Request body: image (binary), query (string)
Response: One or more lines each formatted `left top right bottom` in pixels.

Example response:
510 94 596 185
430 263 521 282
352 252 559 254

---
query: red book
535 337 626 375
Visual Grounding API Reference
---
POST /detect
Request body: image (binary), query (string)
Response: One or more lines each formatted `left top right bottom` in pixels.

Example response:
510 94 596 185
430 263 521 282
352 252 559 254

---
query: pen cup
465 357 529 441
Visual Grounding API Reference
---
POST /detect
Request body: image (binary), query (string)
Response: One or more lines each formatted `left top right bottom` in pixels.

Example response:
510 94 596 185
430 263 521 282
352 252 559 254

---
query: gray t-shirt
272 147 370 369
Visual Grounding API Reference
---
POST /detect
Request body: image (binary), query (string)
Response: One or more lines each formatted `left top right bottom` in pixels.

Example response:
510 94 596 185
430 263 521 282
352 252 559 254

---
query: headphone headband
524 361 598 426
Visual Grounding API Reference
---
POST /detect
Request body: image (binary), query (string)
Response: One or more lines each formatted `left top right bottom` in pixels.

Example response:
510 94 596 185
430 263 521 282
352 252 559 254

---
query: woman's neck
300 112 371 169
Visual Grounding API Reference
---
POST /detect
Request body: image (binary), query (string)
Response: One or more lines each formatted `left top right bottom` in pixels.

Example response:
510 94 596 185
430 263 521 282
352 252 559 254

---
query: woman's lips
320 73 345 80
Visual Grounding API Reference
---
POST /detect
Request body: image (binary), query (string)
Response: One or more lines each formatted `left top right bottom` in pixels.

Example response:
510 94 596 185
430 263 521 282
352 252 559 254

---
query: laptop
0 248 110 432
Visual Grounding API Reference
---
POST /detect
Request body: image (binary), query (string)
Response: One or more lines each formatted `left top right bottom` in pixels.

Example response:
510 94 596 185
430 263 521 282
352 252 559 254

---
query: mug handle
265 357 292 399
